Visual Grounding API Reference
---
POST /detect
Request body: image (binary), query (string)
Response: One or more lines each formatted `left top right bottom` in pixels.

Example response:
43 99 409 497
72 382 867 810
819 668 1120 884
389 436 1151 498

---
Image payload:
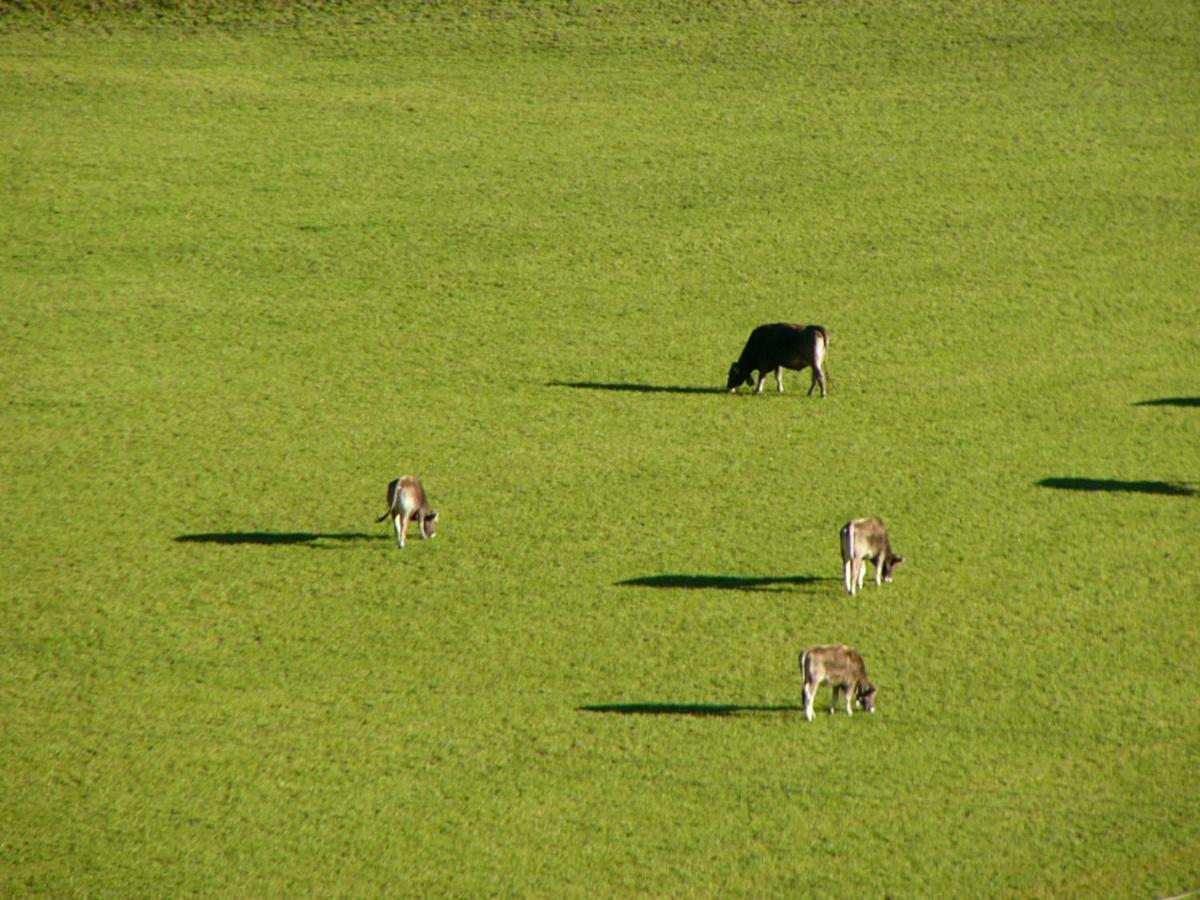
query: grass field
2 1 1198 895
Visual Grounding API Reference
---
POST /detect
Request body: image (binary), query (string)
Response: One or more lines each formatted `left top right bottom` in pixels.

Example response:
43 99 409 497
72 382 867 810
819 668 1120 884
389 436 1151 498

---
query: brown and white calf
800 644 877 721
726 322 830 396
839 517 903 596
376 476 438 549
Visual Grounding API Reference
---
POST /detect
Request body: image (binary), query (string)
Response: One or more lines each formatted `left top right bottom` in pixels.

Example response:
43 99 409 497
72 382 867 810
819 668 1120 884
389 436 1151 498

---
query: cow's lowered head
420 510 439 540
726 361 754 392
856 683 877 714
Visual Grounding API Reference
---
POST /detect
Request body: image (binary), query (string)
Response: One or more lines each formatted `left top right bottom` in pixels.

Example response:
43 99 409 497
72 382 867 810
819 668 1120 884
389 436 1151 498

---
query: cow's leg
844 559 854 595
844 687 855 717
397 495 418 548
856 559 867 592
754 370 767 394
809 364 826 398
874 558 884 587
829 684 842 715
811 337 829 397
803 680 816 721
774 366 785 393
392 513 406 548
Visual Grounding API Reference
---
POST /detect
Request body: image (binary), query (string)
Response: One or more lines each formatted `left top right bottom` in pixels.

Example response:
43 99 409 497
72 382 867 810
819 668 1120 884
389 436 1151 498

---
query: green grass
2 1 1198 895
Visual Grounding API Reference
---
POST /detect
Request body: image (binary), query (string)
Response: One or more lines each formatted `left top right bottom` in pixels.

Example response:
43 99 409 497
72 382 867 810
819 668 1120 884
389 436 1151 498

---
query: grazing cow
726 322 829 396
376 476 438 549
800 644 877 721
840 517 903 596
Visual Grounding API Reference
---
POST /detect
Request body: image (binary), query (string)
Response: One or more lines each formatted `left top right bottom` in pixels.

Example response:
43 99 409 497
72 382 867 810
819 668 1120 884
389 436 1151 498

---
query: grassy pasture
2 1 1198 895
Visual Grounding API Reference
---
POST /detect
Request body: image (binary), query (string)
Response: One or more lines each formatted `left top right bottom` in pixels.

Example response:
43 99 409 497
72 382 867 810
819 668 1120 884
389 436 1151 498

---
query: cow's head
882 554 904 583
422 511 439 539
726 363 752 392
857 683 877 714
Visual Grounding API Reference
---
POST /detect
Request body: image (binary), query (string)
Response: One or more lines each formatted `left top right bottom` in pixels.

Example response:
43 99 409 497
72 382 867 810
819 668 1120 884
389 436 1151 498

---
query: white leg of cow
874 559 884 587
844 559 854 595
829 685 841 715
812 339 828 397
803 682 815 721
774 366 784 393
856 560 867 592
809 365 826 398
844 688 854 717
393 513 406 548
755 372 767 393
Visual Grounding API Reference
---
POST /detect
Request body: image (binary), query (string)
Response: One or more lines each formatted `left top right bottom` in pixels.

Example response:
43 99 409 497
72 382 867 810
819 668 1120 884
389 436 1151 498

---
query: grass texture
2 1 1198 895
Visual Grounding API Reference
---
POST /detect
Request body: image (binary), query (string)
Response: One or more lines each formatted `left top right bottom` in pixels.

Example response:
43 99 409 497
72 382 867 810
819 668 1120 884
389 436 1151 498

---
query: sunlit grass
2 1 1198 895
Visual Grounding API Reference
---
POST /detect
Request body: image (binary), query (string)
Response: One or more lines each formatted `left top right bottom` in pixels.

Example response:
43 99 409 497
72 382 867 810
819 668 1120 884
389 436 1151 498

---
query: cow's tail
376 479 399 522
799 648 810 677
840 521 853 563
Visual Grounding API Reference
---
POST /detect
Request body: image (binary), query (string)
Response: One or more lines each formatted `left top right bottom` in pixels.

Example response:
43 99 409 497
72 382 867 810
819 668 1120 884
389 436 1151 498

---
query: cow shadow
547 380 723 395
174 531 386 547
617 573 833 592
1036 478 1196 497
1134 397 1200 408
579 702 803 717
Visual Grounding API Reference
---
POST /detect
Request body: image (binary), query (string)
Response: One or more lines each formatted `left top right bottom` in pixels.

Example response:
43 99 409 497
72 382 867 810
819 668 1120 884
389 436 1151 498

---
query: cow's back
398 476 428 510
739 322 806 367
851 517 890 555
803 644 865 683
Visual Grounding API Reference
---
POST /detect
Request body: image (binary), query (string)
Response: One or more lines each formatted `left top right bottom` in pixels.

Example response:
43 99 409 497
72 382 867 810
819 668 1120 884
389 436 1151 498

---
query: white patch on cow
841 522 854 595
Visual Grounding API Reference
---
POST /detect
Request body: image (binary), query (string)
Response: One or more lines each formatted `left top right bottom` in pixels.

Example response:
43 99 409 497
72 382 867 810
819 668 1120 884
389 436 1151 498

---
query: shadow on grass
617 573 833 592
579 703 802 717
174 531 385 546
547 380 723 395
1037 478 1195 497
1134 397 1200 408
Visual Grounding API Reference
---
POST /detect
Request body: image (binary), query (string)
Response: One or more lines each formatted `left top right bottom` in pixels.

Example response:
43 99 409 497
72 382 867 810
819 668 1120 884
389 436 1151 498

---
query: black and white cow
726 322 829 396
